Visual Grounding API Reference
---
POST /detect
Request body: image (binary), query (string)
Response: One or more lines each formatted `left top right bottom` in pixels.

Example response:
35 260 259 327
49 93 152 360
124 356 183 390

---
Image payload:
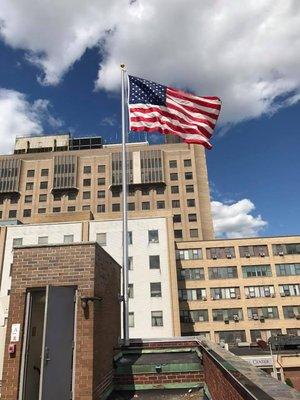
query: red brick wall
114 371 204 387
203 352 244 400
1 243 120 400
284 369 300 392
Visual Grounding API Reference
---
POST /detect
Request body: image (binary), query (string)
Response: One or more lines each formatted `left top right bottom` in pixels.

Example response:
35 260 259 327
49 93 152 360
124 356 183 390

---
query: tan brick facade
1 243 120 400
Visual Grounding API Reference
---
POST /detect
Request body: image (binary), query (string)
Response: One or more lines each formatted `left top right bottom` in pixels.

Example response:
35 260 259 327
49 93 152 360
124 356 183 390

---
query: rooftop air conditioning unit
259 252 265 257
260 316 265 322
212 255 217 260
278 251 284 256
224 318 229 324
245 253 250 258
253 314 259 320
226 254 232 259
233 315 240 322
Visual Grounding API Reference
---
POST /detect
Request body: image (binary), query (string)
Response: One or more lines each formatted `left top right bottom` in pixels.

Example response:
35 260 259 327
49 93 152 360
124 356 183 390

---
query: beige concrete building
176 235 300 344
0 134 213 241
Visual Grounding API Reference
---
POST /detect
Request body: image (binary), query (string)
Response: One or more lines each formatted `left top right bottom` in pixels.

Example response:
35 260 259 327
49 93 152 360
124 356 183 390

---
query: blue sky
0 1 299 238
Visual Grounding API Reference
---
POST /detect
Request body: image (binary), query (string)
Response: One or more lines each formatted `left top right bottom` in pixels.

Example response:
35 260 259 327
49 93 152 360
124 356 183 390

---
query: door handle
45 347 51 363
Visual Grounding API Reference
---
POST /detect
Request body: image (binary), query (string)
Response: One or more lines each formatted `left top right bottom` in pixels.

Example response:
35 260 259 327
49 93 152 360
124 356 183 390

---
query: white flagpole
120 64 129 344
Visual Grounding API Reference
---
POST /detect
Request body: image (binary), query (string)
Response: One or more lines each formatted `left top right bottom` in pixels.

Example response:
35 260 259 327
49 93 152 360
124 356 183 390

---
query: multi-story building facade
176 236 300 344
0 134 213 241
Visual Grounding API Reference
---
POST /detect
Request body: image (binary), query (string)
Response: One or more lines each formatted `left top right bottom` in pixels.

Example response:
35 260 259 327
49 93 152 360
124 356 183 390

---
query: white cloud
211 199 267 238
0 89 62 154
1 1 300 124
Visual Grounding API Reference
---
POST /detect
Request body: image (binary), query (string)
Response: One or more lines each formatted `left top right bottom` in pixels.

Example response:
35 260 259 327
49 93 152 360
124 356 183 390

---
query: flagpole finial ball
120 64 126 69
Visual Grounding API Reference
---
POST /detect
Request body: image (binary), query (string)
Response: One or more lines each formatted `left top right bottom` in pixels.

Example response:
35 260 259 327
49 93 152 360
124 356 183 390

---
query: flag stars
129 76 166 105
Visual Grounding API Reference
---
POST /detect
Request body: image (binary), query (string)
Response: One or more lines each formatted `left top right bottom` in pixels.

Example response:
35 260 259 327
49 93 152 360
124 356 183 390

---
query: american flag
128 75 221 149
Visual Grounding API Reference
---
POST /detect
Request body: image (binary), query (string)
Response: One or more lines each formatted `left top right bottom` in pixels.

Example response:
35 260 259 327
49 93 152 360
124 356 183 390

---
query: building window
63 235 74 244
97 204 105 213
212 308 243 322
112 189 121 197
188 214 197 222
128 203 135 211
39 194 47 202
128 284 134 299
185 172 193 180
83 165 91 174
150 282 162 297
83 191 91 199
128 188 135 197
276 263 300 276
98 177 105 186
250 329 282 343
187 199 195 207
27 170 35 177
142 188 150 196
40 181 48 189
41 168 49 176
149 230 159 243
53 207 61 213
248 307 279 320
24 195 32 203
216 330 246 345
149 255 160 269
38 208 46 214
190 229 198 238
177 268 205 281
174 229 183 239
38 236 48 245
10 197 18 204
13 238 23 247
96 233 107 246
209 267 238 280
98 164 106 173
169 160 177 168
97 190 105 199
128 231 133 245
26 182 34 190
245 286 275 298
0 211 3 219
180 309 208 323
83 179 91 186
242 265 272 278
184 159 192 167
112 203 120 212
156 186 165 195
239 245 269 258
172 200 180 208
173 214 181 223
211 287 240 300
170 173 178 181
142 202 150 210
179 288 206 301
206 247 236 259
157 201 165 209
68 192 76 201
273 243 300 255
176 249 202 260
279 284 300 297
129 312 135 327
151 311 163 326
68 206 76 212
128 257 133 270
9 210 17 219
53 193 62 201
283 306 300 319
23 209 31 218
186 185 194 193
171 186 179 194
82 205 90 211
287 328 300 336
